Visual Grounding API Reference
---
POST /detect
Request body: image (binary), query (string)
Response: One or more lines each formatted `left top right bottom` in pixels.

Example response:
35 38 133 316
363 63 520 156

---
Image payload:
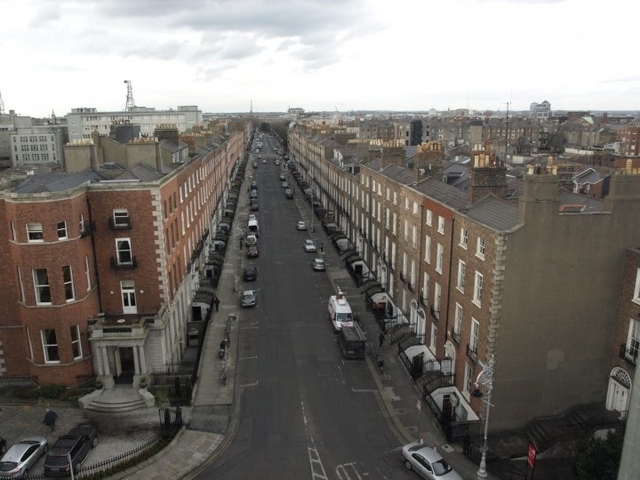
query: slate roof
112 163 164 182
462 196 520 231
412 177 469 211
13 171 104 194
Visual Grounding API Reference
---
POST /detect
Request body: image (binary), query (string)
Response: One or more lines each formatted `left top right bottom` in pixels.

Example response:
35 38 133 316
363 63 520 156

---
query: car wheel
404 460 413 471
21 469 28 479
92 436 98 448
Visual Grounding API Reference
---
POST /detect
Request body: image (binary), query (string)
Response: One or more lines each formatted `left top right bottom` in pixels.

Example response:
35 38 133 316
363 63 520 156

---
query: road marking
336 463 363 480
239 355 258 360
239 381 258 387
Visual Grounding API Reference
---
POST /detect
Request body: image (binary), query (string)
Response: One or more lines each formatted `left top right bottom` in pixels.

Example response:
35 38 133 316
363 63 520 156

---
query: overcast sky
1 0 638 118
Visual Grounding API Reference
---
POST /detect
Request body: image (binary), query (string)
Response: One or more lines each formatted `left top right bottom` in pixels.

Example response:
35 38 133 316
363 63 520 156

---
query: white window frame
470 318 479 352
460 227 468 249
33 268 51 305
41 329 59 363
436 243 444 274
437 216 445 234
625 319 640 362
476 237 486 260
430 323 438 351
426 209 433 226
633 268 640 304
113 208 130 227
70 325 83 360
422 272 429 304
454 303 463 335
457 260 466 292
121 280 137 314
464 362 473 394
56 220 67 240
425 235 431 264
62 265 75 302
473 272 483 306
27 222 44 242
116 238 133 265
434 282 441 318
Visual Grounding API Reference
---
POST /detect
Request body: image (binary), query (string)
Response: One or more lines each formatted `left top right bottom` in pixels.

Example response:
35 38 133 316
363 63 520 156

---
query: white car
303 239 316 252
401 442 462 480
297 221 307 231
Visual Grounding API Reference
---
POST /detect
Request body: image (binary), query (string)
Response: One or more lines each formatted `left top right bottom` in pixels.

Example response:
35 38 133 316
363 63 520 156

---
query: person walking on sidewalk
43 409 57 432
379 332 385 348
214 296 220 312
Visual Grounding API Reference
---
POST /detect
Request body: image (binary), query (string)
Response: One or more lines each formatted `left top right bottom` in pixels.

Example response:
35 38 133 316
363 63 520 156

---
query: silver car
401 442 462 480
0 436 48 479
303 239 316 252
241 290 257 308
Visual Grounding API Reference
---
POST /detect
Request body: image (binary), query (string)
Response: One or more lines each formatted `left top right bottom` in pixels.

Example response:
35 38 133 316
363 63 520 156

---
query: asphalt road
197 135 418 479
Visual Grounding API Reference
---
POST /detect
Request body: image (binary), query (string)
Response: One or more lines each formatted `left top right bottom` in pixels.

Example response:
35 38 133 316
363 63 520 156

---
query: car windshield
432 458 453 475
336 313 352 322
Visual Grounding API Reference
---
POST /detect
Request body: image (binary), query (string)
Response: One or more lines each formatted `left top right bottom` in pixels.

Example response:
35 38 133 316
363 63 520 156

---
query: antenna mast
124 80 136 111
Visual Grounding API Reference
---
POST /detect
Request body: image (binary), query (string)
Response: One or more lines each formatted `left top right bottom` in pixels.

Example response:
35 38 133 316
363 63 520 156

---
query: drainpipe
444 216 455 345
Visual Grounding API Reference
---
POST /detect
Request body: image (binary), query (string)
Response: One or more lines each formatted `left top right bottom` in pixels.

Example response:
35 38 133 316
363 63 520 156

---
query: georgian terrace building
0 125 248 392
288 122 640 432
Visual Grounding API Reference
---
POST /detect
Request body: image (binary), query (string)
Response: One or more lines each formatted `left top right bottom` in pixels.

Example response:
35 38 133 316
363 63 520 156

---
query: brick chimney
468 142 507 204
414 141 445 183
380 142 405 168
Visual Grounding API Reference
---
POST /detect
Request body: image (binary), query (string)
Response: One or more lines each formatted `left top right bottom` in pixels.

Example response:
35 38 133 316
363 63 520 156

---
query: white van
248 218 259 236
327 289 353 331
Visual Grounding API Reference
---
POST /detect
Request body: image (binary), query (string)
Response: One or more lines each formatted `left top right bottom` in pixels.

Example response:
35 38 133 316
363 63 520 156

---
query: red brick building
0 126 248 388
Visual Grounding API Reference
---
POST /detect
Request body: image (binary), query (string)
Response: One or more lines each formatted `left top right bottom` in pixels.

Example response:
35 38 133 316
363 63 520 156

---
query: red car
247 245 259 258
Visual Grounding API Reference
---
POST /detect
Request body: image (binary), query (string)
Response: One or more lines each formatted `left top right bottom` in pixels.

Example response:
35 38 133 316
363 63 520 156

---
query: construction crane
124 80 136 111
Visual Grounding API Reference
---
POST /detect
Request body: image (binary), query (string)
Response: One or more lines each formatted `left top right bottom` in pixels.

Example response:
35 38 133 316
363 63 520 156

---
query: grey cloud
82 0 373 69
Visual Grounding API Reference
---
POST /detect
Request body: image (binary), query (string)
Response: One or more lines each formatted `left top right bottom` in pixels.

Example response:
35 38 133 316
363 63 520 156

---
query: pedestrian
320 242 324 254
239 235 244 250
214 296 220 312
379 332 385 348
43 409 57 432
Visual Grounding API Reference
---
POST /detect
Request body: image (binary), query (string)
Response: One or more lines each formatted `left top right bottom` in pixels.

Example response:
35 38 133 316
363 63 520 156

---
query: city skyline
1 0 639 118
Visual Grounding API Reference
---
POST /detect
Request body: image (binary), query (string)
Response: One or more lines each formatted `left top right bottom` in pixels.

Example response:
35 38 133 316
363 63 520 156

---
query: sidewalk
121 163 497 479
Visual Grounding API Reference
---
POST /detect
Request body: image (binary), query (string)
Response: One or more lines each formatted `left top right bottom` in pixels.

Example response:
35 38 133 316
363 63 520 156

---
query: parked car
247 245 259 258
297 221 307 231
311 258 326 271
281 181 289 189
0 436 48 479
303 239 317 252
284 189 293 199
241 290 257 308
250 199 259 211
252 161 258 168
400 442 462 480
43 425 98 477
279 173 286 181
262 159 267 164
242 266 258 281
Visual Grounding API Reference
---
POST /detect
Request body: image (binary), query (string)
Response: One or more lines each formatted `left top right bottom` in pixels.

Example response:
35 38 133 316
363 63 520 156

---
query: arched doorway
606 366 632 419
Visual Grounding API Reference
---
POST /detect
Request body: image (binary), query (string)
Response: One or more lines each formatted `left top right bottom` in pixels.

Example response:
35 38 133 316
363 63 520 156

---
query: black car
243 266 258 281
43 425 98 477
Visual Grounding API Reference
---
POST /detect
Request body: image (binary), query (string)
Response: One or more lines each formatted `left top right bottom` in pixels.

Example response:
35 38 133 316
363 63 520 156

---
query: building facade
66 106 202 142
288 122 640 432
0 124 248 389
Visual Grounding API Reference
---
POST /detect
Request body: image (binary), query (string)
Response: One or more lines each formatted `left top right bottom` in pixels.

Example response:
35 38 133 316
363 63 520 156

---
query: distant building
66 106 202 142
618 126 640 158
530 100 551 119
10 126 66 167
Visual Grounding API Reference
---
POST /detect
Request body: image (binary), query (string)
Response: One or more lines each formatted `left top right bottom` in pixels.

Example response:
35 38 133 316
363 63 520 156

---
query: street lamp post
475 354 495 478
